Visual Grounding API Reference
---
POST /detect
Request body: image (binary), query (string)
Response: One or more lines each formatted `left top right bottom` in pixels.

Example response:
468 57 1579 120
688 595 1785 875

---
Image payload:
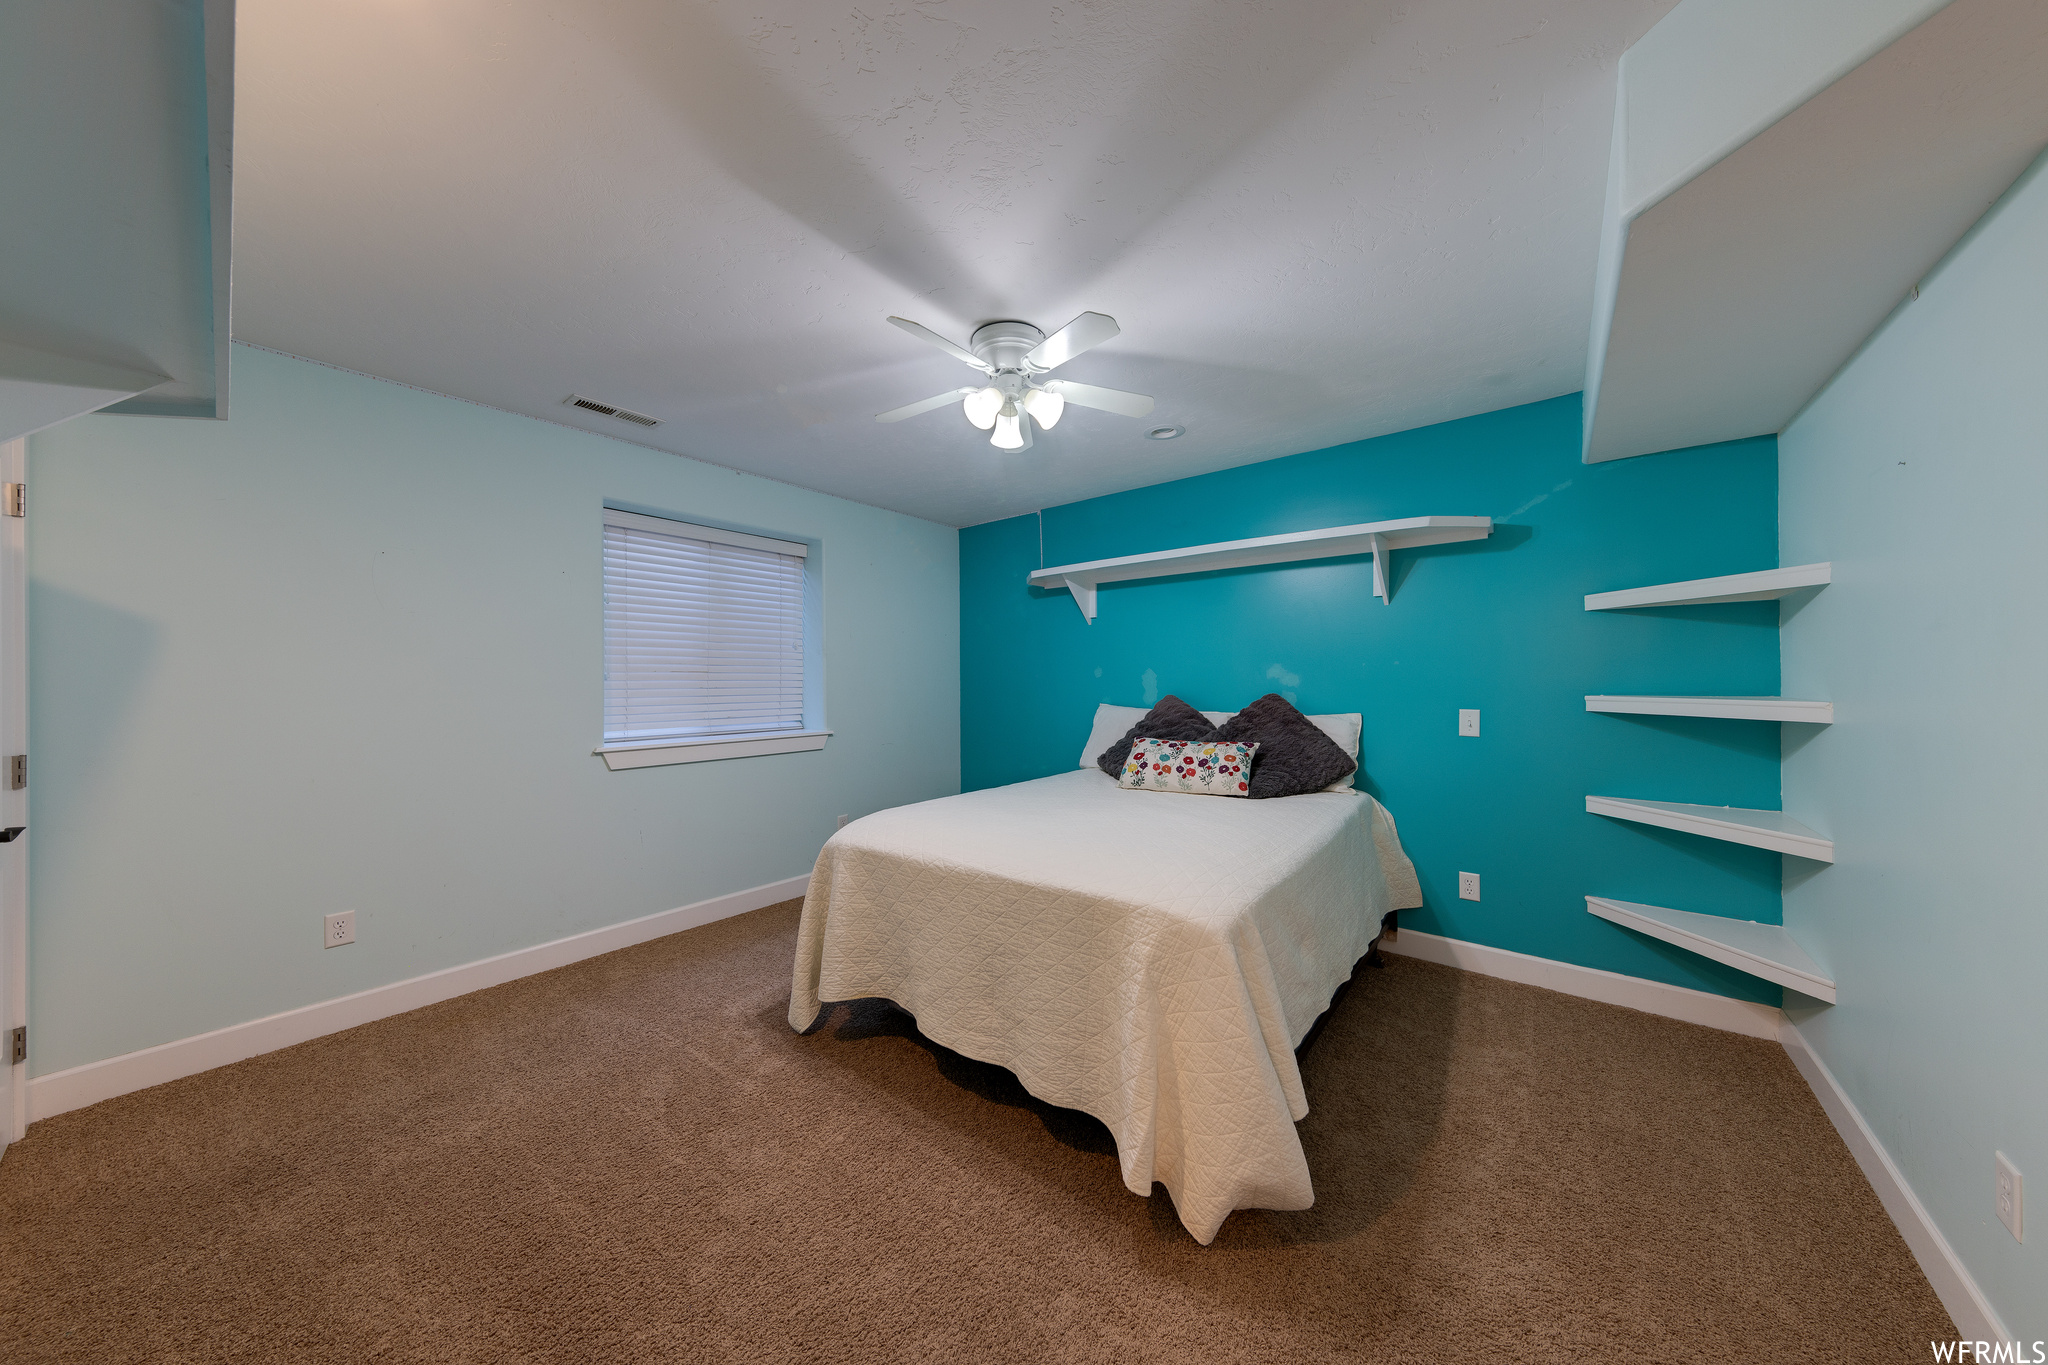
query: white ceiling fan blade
875 388 976 423
887 317 991 372
1042 379 1154 418
1024 312 1120 371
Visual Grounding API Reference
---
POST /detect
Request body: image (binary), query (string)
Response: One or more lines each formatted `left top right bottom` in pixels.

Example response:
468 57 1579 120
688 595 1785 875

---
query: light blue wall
960 396 1785 1002
1780 151 2048 1338
27 344 959 1074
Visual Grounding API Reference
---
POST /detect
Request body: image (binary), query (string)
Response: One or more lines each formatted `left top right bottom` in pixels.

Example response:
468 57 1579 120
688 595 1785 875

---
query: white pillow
1080 701 1363 791
1079 704 1148 769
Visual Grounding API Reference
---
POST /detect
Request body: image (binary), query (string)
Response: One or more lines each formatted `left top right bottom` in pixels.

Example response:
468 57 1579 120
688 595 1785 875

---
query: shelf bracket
1369 534 1391 603
1062 576 1097 623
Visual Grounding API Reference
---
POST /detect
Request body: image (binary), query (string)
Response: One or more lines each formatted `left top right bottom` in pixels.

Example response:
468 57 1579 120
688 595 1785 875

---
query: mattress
788 768 1423 1243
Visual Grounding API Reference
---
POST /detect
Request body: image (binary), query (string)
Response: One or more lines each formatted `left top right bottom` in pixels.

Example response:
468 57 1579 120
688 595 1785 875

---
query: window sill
596 730 831 771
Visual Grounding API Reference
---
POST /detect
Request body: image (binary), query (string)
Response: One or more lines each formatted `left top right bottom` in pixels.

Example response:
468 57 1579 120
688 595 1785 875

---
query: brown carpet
0 900 1952 1363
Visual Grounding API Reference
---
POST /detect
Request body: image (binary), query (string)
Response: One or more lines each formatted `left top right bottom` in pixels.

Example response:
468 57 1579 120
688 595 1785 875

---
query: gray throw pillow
1094 695 1221 777
1214 693 1358 798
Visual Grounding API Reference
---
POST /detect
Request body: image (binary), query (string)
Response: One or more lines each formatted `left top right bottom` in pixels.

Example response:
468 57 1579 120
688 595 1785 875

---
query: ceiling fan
874 312 1155 450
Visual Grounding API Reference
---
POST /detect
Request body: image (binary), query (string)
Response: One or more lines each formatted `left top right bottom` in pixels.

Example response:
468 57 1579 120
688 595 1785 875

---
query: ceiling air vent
565 394 661 428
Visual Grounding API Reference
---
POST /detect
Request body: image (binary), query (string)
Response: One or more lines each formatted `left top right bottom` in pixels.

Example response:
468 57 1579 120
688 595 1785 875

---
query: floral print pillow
1116 737 1259 797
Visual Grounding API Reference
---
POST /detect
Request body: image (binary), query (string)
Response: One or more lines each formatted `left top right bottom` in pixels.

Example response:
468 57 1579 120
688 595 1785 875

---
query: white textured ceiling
236 0 1673 527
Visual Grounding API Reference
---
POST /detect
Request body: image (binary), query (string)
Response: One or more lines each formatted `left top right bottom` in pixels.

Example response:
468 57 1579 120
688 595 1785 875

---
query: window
601 509 818 767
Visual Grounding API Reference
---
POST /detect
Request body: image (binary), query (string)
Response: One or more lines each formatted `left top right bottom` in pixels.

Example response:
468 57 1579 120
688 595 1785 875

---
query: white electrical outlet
1458 709 1480 737
836 813 850 830
1996 1151 2024 1242
1458 871 1481 901
323 911 356 948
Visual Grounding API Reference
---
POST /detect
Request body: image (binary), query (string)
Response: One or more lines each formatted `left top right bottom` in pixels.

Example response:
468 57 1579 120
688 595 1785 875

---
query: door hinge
9 1027 23 1065
7 755 22 791
3 483 22 518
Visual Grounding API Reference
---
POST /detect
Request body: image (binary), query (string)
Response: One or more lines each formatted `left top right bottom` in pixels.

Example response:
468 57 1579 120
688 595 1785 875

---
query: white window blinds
602 509 808 743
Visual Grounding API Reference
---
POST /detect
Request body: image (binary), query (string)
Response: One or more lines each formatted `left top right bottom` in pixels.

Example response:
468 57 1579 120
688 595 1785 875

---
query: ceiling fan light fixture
876 311 1152 450
1023 387 1064 429
962 386 1003 429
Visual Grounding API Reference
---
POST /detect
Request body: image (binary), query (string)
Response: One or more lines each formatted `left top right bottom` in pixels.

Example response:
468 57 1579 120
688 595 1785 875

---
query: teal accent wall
28 344 960 1074
960 395 1784 1004
1780 149 2048 1338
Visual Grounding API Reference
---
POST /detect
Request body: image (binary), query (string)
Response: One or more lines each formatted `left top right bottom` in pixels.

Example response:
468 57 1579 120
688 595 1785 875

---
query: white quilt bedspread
788 768 1422 1243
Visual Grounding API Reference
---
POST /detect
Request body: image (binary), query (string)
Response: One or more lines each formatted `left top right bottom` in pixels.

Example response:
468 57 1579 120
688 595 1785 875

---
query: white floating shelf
1027 516 1493 622
1586 795 1834 862
1587 897 1836 1003
1585 563 1830 612
1585 696 1833 724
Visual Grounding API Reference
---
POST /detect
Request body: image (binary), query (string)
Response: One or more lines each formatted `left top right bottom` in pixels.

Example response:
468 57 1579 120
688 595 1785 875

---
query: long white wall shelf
1586 696 1833 724
1585 563 1830 612
1027 515 1493 622
1587 897 1836 1003
1586 796 1834 863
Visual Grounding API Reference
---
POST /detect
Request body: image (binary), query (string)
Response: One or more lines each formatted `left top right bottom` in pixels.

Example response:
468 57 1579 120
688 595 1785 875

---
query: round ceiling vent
1144 425 1184 440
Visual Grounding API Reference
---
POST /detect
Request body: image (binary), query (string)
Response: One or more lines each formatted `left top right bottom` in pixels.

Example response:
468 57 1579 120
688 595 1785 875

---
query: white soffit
1582 0 2048 464
235 0 1678 528
0 0 234 439
0 341 171 446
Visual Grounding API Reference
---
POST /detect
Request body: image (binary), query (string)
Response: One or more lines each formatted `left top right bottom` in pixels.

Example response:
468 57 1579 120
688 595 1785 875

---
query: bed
788 755 1422 1244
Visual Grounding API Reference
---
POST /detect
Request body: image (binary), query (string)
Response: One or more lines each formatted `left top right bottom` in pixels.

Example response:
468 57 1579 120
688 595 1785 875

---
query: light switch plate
1458 709 1480 737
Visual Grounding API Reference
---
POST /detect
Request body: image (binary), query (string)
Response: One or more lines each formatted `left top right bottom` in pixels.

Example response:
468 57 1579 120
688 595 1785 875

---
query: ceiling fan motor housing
970 320 1048 374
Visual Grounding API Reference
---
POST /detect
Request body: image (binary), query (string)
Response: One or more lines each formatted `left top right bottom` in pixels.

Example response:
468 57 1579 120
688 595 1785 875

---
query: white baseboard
1380 928 1786 1039
1779 1020 2011 1344
27 874 809 1123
